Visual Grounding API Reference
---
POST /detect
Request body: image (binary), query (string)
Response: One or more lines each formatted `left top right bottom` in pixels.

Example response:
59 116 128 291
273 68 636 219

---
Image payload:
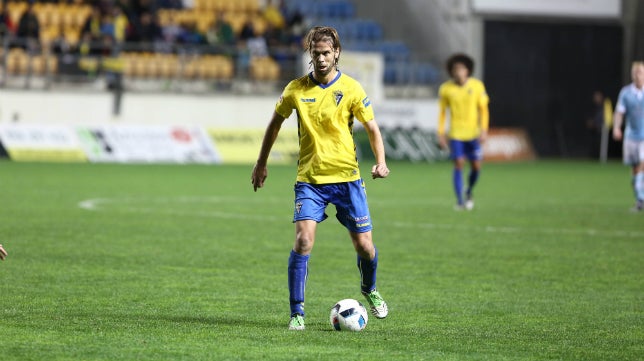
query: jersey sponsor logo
300 98 316 103
362 97 371 107
333 90 344 106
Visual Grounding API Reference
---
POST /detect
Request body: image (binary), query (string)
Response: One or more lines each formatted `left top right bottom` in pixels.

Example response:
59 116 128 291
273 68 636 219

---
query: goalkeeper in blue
613 61 644 212
251 26 390 330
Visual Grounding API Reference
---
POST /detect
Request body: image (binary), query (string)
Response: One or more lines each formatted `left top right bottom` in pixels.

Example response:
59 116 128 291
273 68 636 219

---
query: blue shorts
293 179 372 233
450 139 482 161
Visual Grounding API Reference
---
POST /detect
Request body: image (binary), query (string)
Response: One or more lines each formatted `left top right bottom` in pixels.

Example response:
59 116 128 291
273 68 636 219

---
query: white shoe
465 199 474 210
362 290 389 319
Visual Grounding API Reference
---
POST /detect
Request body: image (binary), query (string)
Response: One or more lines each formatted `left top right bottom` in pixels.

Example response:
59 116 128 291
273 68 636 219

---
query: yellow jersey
275 71 374 184
438 78 490 141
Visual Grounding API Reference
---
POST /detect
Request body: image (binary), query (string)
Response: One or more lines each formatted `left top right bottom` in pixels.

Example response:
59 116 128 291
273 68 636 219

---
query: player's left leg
630 141 644 212
334 179 388 318
350 231 388 318
464 139 483 210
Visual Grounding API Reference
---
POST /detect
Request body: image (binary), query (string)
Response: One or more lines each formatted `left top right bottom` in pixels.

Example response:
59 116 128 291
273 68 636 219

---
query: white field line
390 221 644 239
77 197 644 239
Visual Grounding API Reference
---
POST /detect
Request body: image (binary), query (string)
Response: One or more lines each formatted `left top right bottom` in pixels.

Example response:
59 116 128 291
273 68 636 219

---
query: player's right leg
631 163 644 212
449 140 466 209
288 182 327 330
288 221 317 330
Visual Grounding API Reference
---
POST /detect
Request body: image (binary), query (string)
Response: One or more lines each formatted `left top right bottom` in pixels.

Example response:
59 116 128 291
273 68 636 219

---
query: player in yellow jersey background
438 53 490 210
251 26 390 330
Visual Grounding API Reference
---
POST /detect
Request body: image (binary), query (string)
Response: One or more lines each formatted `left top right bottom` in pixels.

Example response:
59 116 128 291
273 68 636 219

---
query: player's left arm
478 84 490 143
363 119 390 179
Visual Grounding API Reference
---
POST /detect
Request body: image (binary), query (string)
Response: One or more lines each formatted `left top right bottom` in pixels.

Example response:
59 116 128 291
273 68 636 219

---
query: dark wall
483 21 623 158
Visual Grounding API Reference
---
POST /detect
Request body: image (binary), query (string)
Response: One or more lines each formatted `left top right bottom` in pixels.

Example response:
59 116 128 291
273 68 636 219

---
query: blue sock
288 250 309 316
467 170 479 197
453 168 463 205
635 172 644 201
357 248 378 293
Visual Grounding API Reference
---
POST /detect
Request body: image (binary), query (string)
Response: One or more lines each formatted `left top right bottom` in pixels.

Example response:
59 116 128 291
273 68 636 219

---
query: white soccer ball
329 298 369 331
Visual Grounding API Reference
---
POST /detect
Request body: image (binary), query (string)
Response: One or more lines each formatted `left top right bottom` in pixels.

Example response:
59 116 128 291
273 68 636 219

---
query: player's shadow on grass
155 314 279 329
157 315 339 331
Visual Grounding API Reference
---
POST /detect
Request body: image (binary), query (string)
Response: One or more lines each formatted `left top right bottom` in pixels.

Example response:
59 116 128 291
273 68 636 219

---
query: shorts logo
295 201 303 214
333 90 344 106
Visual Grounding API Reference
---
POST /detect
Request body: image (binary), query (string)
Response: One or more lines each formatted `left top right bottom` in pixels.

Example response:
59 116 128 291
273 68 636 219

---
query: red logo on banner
171 128 192 143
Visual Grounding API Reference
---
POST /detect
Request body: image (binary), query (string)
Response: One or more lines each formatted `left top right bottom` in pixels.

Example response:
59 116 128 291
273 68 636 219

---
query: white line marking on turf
77 197 644 239
391 221 644 239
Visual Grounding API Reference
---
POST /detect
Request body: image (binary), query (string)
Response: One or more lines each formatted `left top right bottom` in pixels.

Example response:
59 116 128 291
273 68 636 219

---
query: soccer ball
329 298 369 331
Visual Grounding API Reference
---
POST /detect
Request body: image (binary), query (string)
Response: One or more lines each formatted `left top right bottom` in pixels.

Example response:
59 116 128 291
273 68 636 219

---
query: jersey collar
309 71 342 89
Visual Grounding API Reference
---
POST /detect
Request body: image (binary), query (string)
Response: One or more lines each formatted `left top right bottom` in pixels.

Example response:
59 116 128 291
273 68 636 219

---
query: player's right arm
612 89 626 141
252 111 286 191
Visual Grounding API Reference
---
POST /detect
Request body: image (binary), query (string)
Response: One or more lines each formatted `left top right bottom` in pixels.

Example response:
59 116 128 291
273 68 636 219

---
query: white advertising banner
0 124 87 162
77 125 221 164
471 0 621 19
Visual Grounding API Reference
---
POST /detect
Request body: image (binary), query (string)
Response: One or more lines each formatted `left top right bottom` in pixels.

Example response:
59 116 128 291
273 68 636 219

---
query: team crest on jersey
333 90 344 106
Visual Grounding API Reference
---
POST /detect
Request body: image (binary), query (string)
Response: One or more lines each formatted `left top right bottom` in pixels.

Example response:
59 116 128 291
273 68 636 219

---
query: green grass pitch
0 160 641 360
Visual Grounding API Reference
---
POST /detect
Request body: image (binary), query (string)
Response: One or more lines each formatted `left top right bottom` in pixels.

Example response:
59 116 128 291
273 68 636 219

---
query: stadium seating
287 0 440 86
6 1 90 47
1 0 439 88
120 52 234 81
4 47 57 76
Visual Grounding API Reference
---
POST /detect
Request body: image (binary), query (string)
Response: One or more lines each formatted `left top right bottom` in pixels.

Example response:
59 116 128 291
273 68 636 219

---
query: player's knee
294 234 314 254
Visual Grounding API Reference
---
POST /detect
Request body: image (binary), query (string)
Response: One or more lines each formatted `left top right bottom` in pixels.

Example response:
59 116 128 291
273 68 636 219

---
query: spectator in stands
0 3 15 37
247 32 269 59
130 11 162 45
16 2 40 50
206 13 235 48
51 23 77 55
263 0 286 30
157 0 183 10
160 13 184 50
178 20 206 48
130 0 156 17
82 6 103 42
586 90 609 158
111 6 130 45
284 7 305 48
239 18 255 42
0 243 6 261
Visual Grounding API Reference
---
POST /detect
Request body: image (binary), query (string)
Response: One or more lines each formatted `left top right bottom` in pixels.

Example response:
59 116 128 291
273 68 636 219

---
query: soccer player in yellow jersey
438 54 490 210
251 26 390 330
